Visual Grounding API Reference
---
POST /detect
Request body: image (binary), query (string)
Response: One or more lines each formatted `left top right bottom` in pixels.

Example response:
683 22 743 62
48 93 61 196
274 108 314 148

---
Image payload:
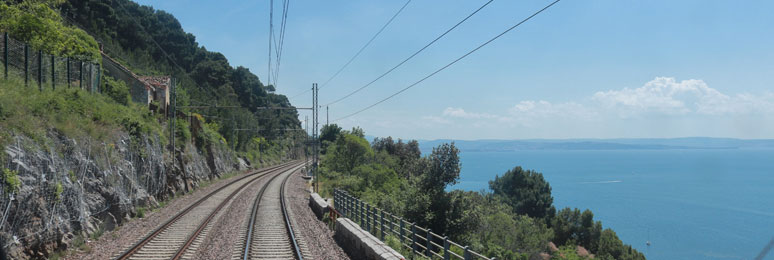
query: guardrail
333 189 493 260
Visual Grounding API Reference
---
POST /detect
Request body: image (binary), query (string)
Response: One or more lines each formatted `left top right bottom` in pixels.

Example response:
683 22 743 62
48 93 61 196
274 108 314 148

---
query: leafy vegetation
101 75 131 105
52 181 63 202
0 0 100 61
0 77 164 144
2 168 21 194
319 124 645 259
60 0 304 154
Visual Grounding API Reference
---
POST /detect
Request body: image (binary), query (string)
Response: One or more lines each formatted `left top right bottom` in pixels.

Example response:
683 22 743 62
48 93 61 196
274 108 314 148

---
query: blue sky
135 0 774 140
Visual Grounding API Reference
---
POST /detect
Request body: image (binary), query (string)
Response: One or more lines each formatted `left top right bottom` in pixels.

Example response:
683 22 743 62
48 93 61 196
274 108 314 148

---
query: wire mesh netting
1 32 100 92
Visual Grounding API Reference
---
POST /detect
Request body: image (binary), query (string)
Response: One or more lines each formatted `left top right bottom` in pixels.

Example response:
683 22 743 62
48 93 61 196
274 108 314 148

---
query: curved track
113 161 300 260
234 162 309 260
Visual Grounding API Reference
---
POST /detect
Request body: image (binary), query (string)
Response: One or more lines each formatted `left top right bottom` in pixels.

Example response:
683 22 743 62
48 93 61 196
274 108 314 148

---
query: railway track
233 160 309 260
113 161 301 260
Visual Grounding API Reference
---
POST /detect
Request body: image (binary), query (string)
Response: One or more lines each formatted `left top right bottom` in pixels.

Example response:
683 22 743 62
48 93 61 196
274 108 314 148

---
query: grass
0 77 166 147
136 207 146 218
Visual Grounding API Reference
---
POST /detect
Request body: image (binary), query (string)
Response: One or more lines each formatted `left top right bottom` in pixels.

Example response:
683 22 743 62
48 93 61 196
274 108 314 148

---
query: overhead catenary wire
324 0 495 107
272 0 290 88
267 0 274 87
288 0 411 101
321 0 412 88
333 0 562 122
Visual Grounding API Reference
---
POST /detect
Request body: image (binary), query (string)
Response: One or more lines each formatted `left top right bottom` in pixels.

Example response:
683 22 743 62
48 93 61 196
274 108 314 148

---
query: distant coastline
399 137 774 153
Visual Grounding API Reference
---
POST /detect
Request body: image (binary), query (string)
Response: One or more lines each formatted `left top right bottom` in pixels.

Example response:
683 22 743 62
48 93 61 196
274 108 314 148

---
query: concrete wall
334 218 404 260
309 193 329 219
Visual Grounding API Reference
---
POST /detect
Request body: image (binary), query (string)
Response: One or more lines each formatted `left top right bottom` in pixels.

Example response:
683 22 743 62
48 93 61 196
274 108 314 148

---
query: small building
138 76 171 113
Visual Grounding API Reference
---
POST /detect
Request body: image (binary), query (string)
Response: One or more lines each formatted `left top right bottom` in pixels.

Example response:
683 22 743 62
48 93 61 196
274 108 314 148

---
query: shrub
53 181 63 201
102 76 131 106
3 168 21 194
0 1 100 61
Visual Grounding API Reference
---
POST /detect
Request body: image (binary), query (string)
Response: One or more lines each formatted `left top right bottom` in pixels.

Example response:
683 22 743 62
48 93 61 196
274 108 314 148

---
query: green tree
421 142 460 192
320 124 342 153
489 166 554 219
0 1 100 61
327 133 373 175
102 75 130 105
596 229 645 260
551 208 601 250
350 126 365 138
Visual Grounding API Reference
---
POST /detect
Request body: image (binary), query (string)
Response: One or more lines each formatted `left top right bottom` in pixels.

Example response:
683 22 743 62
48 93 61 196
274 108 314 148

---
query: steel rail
114 161 296 260
241 163 305 260
280 165 304 260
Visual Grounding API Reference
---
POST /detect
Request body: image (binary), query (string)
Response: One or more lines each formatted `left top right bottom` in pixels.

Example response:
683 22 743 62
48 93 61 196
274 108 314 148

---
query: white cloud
433 77 774 128
421 116 451 124
592 77 774 117
443 107 500 119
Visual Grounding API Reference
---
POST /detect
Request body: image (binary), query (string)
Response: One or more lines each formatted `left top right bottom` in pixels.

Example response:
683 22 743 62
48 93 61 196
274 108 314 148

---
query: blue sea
451 149 774 260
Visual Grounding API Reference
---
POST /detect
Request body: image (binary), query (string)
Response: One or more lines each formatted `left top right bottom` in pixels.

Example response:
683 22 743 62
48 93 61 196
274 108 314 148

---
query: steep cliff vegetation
59 0 304 152
318 124 646 260
0 0 301 258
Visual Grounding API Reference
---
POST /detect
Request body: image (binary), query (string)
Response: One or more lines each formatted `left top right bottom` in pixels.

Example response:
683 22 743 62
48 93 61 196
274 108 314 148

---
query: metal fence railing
0 32 101 92
333 189 494 260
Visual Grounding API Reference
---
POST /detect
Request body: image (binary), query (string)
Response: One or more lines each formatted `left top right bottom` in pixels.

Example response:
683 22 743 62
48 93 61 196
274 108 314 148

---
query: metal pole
400 218 406 245
366 203 371 233
24 44 28 86
444 236 450 260
326 105 329 126
411 223 417 256
3 32 7 79
66 57 70 87
96 62 101 93
38 50 42 91
314 83 319 193
464 246 471 260
426 229 432 257
359 200 364 226
79 61 83 89
172 78 177 155
51 55 55 90
380 210 385 240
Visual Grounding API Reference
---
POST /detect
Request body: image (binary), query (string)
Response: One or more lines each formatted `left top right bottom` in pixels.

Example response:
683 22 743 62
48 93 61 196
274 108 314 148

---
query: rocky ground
284 169 350 260
62 169 249 260
63 165 349 260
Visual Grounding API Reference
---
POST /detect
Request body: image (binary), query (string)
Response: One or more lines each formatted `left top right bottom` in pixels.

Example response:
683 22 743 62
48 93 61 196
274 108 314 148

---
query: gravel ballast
63 168 261 260
285 169 351 260
64 163 350 260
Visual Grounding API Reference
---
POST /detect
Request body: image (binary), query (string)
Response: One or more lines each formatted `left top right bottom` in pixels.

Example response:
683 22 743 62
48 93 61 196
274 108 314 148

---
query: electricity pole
326 106 329 126
311 83 319 193
304 116 309 173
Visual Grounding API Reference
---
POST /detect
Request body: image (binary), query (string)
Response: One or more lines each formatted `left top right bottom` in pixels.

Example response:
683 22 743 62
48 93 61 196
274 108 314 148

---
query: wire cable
273 0 290 88
324 0 495 106
267 0 274 86
333 0 562 122
320 0 412 88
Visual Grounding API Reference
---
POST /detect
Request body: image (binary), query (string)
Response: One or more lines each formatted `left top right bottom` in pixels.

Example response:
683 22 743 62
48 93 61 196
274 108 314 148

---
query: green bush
3 168 21 194
0 78 163 145
52 181 63 201
0 1 100 61
102 76 131 106
136 207 146 218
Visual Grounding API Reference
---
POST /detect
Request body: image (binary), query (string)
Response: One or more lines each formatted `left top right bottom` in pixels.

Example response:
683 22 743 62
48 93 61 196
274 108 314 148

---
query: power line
320 0 412 88
333 0 562 122
267 0 274 86
324 0 495 106
273 0 291 88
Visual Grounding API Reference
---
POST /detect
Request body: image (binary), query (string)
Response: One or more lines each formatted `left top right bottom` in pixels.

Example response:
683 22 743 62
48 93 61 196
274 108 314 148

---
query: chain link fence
1 32 100 92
